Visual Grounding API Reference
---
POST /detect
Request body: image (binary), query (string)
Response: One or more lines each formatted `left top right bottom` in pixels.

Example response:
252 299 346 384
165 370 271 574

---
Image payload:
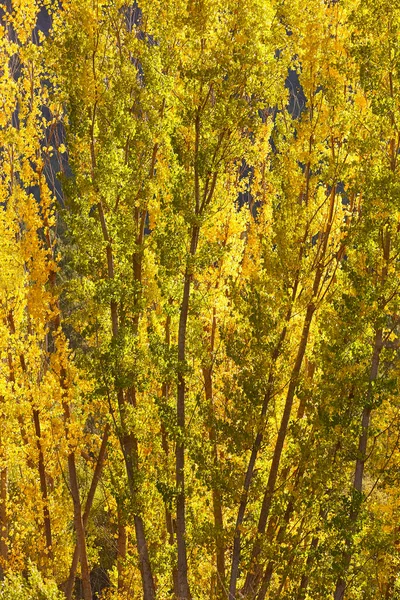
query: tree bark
255 364 315 600
120 389 155 600
242 303 315 597
32 408 53 556
0 464 7 579
228 324 289 599
334 224 389 600
160 312 179 598
176 225 199 600
202 306 225 596
7 312 53 558
296 534 319 600
203 365 225 596
65 423 110 600
117 506 127 592
333 328 383 600
62 397 92 600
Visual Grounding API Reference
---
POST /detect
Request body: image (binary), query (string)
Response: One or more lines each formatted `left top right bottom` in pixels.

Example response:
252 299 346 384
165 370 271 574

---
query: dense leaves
1 0 400 599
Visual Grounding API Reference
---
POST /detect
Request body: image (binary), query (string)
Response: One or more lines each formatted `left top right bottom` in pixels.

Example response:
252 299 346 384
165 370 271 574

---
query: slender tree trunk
174 101 221 598
32 408 53 556
242 303 315 597
121 389 155 600
228 336 285 599
353 332 381 493
202 306 225 595
45 309 92 600
295 471 336 600
296 535 319 600
7 312 53 557
40 172 92 597
334 224 389 600
0 462 7 579
131 205 157 599
117 506 127 592
176 225 199 600
333 328 383 600
256 494 298 600
271 517 306 600
203 365 225 595
255 364 315 600
65 424 110 600
160 312 179 598
5 349 32 460
384 521 400 599
62 396 92 600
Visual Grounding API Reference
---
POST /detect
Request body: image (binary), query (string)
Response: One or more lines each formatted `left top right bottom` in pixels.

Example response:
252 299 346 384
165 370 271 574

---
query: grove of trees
1 0 400 598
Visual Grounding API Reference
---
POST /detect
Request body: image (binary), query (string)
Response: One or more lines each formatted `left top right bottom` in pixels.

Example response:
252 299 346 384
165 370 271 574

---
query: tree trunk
202 305 225 595
7 312 53 558
296 535 319 600
121 389 155 600
63 397 92 600
334 224 389 600
255 366 315 600
242 303 315 597
203 365 225 596
160 312 179 598
40 198 92 598
228 333 286 599
333 328 383 600
5 349 31 461
117 507 127 592
176 225 199 600
0 465 7 579
32 409 53 556
65 424 110 600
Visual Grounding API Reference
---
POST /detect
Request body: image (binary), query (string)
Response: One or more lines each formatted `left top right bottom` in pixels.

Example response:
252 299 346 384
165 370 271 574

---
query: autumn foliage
1 0 400 599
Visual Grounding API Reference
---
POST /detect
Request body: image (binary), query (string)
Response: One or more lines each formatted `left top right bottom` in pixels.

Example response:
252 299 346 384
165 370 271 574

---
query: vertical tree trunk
242 303 315 597
228 330 288 599
296 535 319 600
63 397 92 600
203 365 225 596
5 350 31 460
65 424 110 600
160 312 179 598
131 203 157 599
256 486 300 600
40 173 92 598
202 306 225 595
176 225 199 600
334 224 390 600
333 328 383 600
0 462 7 579
7 312 53 558
32 409 53 556
255 363 315 600
120 388 155 600
117 506 127 592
